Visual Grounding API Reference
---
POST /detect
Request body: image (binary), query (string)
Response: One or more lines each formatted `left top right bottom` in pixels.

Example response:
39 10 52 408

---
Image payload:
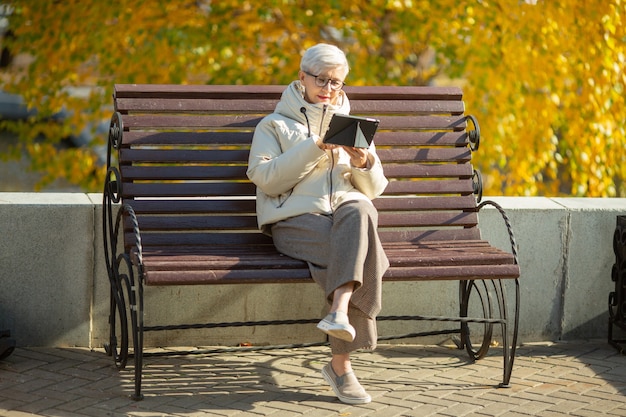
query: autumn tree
1 0 624 196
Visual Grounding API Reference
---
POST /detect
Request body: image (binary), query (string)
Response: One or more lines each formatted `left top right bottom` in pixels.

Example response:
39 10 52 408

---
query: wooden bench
103 84 521 400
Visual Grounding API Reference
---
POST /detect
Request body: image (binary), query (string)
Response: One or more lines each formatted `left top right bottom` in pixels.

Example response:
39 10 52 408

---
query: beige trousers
271 200 389 354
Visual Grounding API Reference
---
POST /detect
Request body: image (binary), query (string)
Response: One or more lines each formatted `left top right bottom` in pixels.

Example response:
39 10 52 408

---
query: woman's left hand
343 146 369 168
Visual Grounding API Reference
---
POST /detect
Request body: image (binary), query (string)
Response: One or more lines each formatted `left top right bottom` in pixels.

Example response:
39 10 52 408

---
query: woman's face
299 67 348 105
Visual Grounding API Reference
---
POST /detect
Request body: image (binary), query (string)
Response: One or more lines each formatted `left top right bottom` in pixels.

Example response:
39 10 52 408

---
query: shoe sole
321 366 372 405
316 320 355 342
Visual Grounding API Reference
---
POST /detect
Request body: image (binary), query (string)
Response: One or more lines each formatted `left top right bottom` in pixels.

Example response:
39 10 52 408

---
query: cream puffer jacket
246 81 389 234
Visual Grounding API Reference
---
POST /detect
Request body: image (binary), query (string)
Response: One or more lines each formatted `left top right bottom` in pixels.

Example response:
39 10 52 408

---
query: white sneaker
316 311 355 342
321 362 371 404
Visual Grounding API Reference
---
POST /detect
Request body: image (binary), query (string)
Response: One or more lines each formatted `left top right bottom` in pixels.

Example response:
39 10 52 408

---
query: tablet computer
323 114 380 148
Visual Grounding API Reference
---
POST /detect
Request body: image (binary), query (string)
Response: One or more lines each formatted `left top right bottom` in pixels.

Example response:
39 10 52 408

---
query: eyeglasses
303 71 345 91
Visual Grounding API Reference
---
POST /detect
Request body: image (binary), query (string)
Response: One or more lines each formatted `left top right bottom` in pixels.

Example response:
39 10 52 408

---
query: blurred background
0 0 624 196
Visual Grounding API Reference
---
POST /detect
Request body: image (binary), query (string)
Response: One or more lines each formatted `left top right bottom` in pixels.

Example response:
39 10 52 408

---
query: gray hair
300 43 349 75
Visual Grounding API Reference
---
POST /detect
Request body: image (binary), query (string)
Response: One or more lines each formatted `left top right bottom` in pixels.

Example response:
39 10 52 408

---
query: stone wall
0 193 624 348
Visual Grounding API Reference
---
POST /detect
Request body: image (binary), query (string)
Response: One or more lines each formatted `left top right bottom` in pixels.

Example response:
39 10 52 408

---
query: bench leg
131 271 145 401
495 278 520 388
458 278 520 388
459 280 494 360
106 253 144 400
117 253 144 401
105 280 129 369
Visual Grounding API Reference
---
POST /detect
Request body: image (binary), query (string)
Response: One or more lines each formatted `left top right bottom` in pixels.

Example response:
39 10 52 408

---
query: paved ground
0 339 625 417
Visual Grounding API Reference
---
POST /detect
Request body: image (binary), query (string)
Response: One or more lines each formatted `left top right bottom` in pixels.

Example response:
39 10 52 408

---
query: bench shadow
117 348 338 413
115 343 492 414
373 339 626 394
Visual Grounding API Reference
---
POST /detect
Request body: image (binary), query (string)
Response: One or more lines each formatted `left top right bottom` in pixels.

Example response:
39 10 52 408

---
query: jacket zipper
319 104 328 136
319 105 335 212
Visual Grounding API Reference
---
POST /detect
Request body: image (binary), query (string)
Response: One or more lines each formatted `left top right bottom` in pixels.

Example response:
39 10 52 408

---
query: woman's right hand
315 136 336 150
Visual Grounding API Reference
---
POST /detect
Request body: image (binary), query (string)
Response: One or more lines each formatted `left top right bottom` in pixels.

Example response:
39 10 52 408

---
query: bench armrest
116 203 144 268
477 200 519 265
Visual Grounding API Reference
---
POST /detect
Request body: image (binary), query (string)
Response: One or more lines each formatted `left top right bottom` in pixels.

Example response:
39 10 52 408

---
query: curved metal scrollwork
466 114 480 152
103 167 122 294
103 111 124 281
108 112 124 152
472 169 483 203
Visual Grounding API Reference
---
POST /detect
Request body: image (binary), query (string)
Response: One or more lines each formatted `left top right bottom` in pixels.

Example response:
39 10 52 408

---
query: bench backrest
111 84 480 251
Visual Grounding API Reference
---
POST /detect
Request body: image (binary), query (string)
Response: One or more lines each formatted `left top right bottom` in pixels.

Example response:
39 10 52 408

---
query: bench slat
119 148 471 165
344 85 463 100
378 212 478 228
115 98 280 113
126 196 478 215
121 182 256 198
143 264 519 285
122 114 263 129
377 148 471 163
114 84 286 99
378 228 482 242
383 265 520 281
378 115 467 131
349 100 464 115
122 180 474 199
121 131 254 146
121 114 465 131
384 240 491 250
114 84 463 101
119 148 472 164
121 166 248 181
383 163 473 179
144 255 306 270
119 149 250 164
123 164 475 184
120 130 468 147
116 97 465 115
128 211 478 231
144 269 313 285
374 131 468 146
127 196 477 216
383 179 475 195
127 232 273 247
129 215 258 231
373 195 477 211
132 228 489 246
127 199 256 215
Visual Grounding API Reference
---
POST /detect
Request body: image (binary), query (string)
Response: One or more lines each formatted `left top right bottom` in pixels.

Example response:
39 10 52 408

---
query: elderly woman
246 43 389 404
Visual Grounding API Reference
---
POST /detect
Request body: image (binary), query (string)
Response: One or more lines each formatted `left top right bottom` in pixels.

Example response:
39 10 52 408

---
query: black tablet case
323 114 380 148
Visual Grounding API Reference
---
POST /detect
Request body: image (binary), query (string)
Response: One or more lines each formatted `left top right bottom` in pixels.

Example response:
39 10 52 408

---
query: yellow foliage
0 0 624 196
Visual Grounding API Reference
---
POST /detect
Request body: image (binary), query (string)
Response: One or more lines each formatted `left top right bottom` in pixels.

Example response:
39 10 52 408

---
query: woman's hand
315 136 334 150
315 137 369 168
343 146 369 168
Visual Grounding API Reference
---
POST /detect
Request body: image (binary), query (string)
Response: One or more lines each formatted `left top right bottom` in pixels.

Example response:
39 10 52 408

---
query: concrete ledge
1 193 625 348
0 193 95 346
